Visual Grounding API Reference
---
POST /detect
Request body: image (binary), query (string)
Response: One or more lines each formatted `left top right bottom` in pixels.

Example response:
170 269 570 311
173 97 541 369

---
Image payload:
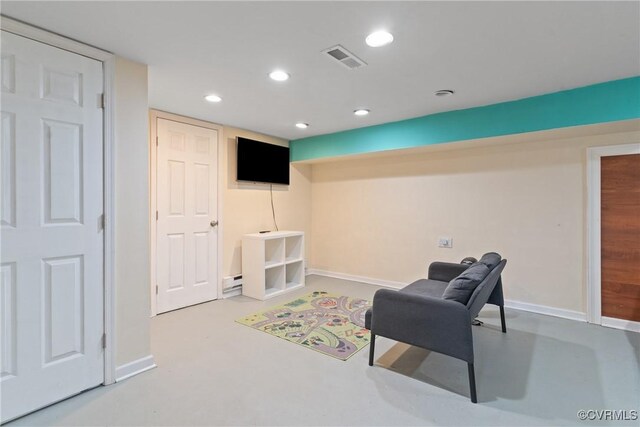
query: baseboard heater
223 275 243 291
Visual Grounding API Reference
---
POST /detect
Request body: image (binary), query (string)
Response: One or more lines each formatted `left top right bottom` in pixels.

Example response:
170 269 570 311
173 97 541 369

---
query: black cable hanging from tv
270 184 279 231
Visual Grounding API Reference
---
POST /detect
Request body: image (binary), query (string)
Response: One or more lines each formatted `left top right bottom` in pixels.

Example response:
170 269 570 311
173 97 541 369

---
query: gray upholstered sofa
365 253 507 403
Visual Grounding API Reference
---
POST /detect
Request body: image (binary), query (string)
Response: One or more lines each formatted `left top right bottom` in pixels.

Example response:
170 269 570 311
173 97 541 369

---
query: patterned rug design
236 291 371 360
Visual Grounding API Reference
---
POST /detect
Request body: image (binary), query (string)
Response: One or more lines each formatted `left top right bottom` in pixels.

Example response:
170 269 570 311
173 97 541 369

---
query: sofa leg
368 334 376 366
500 306 507 333
468 363 477 403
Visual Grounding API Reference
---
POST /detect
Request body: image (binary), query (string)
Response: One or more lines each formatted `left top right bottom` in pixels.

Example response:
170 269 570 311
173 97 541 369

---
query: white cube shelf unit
242 231 305 300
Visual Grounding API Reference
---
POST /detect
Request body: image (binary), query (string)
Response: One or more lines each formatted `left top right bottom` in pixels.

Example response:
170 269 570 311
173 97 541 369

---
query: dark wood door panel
601 153 640 322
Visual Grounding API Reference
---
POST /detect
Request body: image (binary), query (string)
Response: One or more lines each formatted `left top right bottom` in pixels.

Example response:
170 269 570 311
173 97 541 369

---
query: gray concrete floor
9 275 640 426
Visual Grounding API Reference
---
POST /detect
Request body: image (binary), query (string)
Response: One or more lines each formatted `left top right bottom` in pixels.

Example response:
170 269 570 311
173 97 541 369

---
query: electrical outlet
438 237 453 248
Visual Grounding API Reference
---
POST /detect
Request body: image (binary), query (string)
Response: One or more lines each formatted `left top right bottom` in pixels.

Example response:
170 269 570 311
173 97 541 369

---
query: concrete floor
9 275 640 426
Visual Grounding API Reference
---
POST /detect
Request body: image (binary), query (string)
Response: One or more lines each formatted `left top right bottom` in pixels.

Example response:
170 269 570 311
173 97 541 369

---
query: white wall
222 127 312 277
114 57 151 366
309 123 640 313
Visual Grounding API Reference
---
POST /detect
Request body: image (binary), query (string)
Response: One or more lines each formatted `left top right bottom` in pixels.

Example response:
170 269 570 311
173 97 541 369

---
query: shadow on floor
368 317 606 423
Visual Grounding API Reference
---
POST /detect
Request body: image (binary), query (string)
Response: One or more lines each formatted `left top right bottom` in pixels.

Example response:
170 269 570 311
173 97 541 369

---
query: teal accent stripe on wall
290 76 640 162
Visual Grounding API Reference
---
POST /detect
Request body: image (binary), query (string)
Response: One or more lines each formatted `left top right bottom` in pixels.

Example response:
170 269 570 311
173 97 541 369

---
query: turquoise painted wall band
290 76 640 162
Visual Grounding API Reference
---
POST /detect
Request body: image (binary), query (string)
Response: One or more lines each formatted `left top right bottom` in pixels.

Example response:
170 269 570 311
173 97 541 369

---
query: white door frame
587 142 640 333
1 16 118 384
149 110 224 316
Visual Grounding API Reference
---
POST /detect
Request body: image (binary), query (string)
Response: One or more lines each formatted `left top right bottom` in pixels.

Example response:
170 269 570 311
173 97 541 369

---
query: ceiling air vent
322 45 367 70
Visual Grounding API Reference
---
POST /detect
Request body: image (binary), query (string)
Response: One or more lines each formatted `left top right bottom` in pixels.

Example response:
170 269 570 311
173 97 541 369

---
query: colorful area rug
236 291 371 360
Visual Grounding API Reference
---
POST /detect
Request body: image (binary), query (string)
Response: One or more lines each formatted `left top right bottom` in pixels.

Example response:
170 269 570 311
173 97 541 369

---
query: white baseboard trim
503 299 587 322
307 268 589 323
222 287 242 298
601 316 640 333
115 355 156 382
306 269 404 289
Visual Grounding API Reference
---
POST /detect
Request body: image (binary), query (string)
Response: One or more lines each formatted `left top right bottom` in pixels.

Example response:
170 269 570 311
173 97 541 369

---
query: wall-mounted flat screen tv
236 137 290 185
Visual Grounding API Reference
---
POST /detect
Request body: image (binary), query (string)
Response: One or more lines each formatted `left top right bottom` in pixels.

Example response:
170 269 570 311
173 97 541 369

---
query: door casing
587 142 640 333
0 16 117 384
149 109 224 316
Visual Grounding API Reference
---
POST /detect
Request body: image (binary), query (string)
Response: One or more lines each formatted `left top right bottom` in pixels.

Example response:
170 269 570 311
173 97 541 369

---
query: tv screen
237 137 290 185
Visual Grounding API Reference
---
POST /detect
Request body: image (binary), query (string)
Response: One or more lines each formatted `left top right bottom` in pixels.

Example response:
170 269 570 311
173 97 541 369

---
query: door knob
210 220 218 228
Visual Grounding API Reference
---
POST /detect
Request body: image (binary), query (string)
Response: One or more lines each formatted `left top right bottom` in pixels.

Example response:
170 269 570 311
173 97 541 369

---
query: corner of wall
221 127 312 278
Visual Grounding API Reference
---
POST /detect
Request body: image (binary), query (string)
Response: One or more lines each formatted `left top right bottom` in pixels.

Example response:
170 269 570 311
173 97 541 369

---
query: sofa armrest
428 262 469 282
370 289 474 363
487 276 505 307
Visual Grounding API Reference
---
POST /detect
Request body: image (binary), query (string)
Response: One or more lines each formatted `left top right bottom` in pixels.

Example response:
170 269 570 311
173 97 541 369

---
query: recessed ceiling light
354 109 370 116
204 94 222 103
269 70 290 82
435 89 455 97
295 122 309 129
366 31 394 47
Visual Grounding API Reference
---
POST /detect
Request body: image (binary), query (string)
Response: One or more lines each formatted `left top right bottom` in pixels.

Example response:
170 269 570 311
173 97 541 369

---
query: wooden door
156 118 219 313
601 153 640 321
0 31 104 422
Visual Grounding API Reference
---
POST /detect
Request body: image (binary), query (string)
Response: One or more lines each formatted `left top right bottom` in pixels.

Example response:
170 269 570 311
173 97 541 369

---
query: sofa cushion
401 279 449 299
479 252 502 270
442 262 490 304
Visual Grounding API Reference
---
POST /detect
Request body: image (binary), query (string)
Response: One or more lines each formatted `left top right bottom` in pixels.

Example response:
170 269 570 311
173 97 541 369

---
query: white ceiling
3 1 639 140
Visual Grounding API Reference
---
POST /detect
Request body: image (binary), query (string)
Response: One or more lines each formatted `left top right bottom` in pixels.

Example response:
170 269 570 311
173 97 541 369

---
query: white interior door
156 118 218 313
0 32 104 422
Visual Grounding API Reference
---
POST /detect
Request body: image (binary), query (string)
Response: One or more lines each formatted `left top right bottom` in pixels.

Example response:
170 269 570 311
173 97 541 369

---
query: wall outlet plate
438 237 453 248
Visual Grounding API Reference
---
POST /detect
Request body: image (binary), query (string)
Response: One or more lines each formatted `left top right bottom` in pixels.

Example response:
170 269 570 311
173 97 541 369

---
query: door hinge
156 210 158 220
156 285 159 295
101 333 106 349
156 136 159 146
99 214 105 231
99 93 105 109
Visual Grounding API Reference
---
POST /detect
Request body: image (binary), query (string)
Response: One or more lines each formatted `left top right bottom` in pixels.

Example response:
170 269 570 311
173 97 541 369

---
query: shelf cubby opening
285 260 304 288
265 265 285 293
264 238 284 266
285 235 303 262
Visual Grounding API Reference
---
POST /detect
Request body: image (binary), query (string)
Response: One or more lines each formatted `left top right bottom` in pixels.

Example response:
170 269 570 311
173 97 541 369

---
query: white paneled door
0 32 104 422
156 119 218 313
